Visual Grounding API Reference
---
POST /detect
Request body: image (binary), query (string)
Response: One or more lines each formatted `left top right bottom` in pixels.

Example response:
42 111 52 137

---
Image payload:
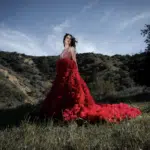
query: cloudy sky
0 0 150 56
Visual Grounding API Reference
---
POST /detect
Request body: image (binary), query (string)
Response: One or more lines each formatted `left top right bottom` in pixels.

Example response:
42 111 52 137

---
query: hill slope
0 51 150 109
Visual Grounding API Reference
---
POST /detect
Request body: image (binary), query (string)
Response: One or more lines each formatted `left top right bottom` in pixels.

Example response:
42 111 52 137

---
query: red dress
40 49 141 123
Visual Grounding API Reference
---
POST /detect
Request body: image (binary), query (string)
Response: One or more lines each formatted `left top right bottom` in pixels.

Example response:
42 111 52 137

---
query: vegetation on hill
0 24 150 109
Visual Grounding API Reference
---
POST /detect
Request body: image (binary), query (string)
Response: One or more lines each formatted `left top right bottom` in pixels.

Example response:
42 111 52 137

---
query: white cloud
0 0 102 56
0 22 146 57
81 0 99 13
95 39 146 56
0 26 47 56
76 36 98 53
42 20 100 55
99 8 115 24
0 21 101 56
41 0 101 56
41 19 72 55
117 12 150 33
0 1 148 57
0 4 100 57
52 20 70 33
0 18 146 57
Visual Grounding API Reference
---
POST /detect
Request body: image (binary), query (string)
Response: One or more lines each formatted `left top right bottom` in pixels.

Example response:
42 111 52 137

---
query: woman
40 33 141 123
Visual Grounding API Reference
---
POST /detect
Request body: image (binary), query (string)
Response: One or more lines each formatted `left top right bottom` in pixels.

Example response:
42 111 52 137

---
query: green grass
0 103 150 150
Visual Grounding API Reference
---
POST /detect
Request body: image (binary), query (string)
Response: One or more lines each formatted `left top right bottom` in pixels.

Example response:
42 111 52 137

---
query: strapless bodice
60 49 72 59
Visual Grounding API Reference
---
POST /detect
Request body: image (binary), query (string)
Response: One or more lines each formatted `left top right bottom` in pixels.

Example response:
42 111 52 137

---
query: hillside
0 50 150 109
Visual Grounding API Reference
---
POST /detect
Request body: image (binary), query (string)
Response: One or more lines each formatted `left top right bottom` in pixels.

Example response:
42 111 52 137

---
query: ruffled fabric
40 58 141 123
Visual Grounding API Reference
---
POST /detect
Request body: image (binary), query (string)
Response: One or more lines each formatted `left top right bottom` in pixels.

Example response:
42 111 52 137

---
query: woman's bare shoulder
69 46 76 53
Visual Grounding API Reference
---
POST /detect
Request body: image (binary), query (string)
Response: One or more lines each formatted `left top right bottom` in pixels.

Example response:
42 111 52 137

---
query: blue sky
0 0 150 56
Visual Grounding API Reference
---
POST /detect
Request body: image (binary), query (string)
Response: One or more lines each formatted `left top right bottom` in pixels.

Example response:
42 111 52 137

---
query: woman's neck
64 45 70 50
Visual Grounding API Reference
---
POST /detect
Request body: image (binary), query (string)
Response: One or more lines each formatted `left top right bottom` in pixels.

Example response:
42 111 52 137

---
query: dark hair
63 33 78 48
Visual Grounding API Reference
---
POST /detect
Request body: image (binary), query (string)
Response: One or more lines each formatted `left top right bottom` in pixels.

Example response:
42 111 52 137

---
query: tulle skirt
40 58 141 123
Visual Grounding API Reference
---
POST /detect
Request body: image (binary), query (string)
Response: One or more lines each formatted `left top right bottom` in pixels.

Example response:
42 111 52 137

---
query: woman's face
64 35 71 46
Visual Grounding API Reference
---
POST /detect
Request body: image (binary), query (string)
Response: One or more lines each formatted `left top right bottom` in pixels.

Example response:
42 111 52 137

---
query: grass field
0 102 149 150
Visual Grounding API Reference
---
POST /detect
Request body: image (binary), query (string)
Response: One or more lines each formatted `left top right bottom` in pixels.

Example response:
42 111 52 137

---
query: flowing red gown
40 49 141 123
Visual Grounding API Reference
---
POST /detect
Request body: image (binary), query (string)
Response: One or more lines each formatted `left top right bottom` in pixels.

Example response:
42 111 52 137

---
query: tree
141 24 150 86
141 24 150 52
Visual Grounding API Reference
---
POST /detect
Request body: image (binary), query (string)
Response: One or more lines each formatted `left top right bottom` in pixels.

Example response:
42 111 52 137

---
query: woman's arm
70 47 79 70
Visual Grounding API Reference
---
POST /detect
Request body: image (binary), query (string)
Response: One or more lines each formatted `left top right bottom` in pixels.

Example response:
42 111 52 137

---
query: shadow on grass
0 92 149 130
0 103 42 130
99 92 150 104
0 102 90 130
